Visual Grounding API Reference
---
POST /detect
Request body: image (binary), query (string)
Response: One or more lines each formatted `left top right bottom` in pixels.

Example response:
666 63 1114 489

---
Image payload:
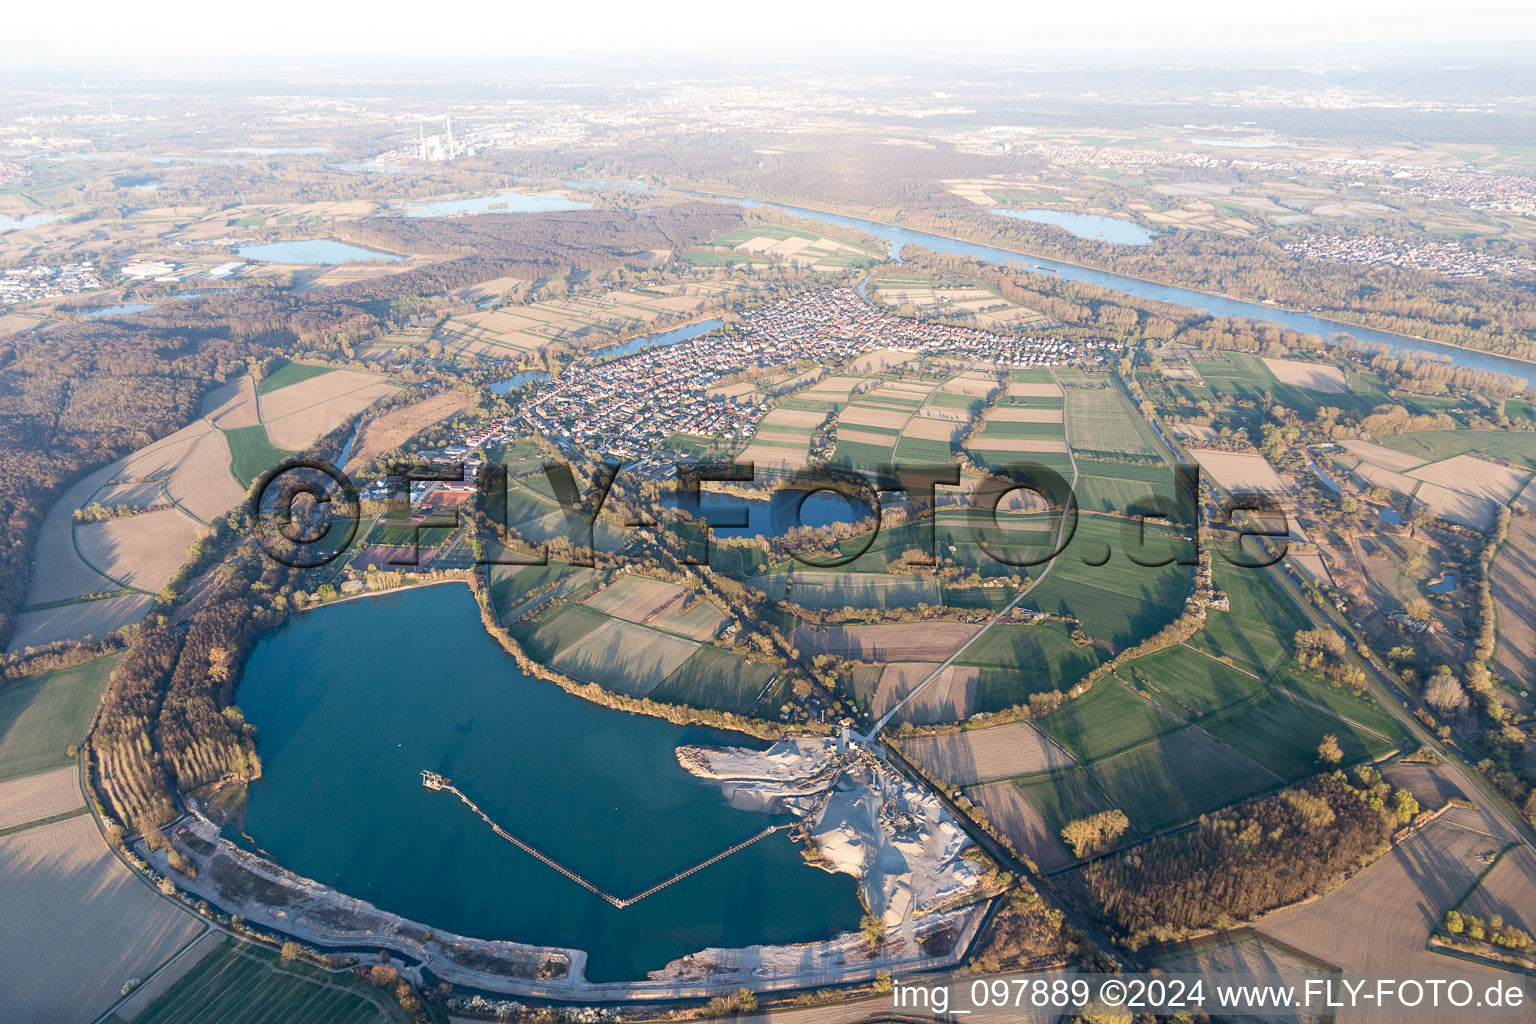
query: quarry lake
235 583 862 981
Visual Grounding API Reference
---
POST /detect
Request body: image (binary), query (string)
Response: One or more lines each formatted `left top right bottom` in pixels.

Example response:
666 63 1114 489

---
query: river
563 181 1533 382
235 583 862 981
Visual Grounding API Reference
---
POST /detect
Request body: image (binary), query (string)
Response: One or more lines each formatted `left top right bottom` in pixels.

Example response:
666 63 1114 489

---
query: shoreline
660 181 1536 374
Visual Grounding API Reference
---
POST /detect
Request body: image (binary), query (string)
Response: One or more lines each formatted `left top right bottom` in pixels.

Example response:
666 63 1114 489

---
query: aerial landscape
3 2 1536 1021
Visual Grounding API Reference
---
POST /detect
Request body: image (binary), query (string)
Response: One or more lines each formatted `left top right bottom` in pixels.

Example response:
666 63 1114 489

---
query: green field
649 644 783 715
1187 557 1309 676
129 938 401 1024
1037 677 1183 763
1377 429 1536 470
1063 386 1158 458
1074 460 1188 516
0 656 117 780
748 571 942 610
1201 690 1395 782
1021 517 1192 649
957 621 1103 711
222 425 293 488
1123 645 1267 717
1087 729 1278 832
1000 768 1110 837
255 359 337 396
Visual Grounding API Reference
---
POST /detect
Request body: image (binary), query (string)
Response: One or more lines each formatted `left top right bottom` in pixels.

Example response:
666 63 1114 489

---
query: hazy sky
10 0 1536 62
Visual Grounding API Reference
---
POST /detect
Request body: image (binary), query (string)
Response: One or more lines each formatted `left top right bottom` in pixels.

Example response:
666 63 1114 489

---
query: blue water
216 146 330 155
1379 507 1406 526
681 490 876 541
237 239 403 264
237 584 861 980
489 370 551 393
80 303 155 318
0 214 63 231
562 181 1535 382
400 190 592 218
1308 459 1343 494
992 208 1156 245
591 318 724 359
1426 572 1458 594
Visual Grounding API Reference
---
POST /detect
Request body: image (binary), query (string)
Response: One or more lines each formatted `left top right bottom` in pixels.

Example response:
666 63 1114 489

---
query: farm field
1255 808 1521 1016
541 611 701 697
791 621 981 661
1036 677 1184 763
1189 449 1287 495
0 814 204 1024
1200 690 1396 781
1187 558 1310 676
648 644 782 715
435 286 730 357
0 764 83 832
1491 517 1536 691
1085 728 1278 832
0 656 117 780
8 593 156 651
1122 645 1267 717
899 721 1074 785
750 571 942 610
1458 845 1536 936
1062 384 1158 458
256 368 398 450
1377 429 1536 470
967 770 1109 871
698 224 883 271
1259 357 1348 393
1073 460 1186 516
125 937 402 1024
956 620 1103 712
254 359 335 395
871 662 978 724
343 389 475 472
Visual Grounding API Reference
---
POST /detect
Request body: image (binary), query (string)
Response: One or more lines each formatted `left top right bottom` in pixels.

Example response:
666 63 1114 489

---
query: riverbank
641 180 1536 378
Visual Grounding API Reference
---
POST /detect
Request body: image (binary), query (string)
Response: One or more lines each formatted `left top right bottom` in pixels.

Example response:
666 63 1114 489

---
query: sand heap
676 737 984 936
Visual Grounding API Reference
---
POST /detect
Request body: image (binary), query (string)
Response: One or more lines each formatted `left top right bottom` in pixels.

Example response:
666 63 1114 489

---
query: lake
564 181 1536 381
236 584 861 981
400 190 593 218
991 208 1156 245
79 303 155 318
0 213 63 231
489 370 552 394
237 239 404 264
590 317 724 359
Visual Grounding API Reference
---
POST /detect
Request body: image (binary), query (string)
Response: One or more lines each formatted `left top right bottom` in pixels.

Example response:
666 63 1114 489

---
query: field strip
868 368 1079 738
1174 641 1395 743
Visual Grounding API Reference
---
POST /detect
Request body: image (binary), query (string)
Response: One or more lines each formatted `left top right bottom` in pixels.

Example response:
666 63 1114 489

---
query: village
526 288 1086 461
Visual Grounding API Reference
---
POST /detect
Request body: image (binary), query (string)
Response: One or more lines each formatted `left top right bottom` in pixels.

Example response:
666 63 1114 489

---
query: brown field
792 622 981 661
1379 763 1466 811
753 427 812 443
1340 440 1428 473
759 408 828 429
970 437 1069 453
1189 449 1287 494
839 406 910 430
966 780 1076 871
75 508 204 593
1260 357 1348 393
8 594 157 651
846 348 921 374
0 814 204 1024
204 375 259 429
902 418 965 442
259 370 398 451
1460 845 1536 935
900 722 1074 785
836 428 900 448
987 407 1063 423
1491 517 1536 687
916 405 973 422
737 443 809 472
167 430 247 523
1256 808 1521 1018
0 765 83 831
649 597 730 642
801 376 867 401
1006 381 1062 398
1159 365 1204 383
1407 454 1529 505
1350 460 1419 495
873 663 978 724
1412 482 1496 529
941 375 999 398
344 390 475 473
1170 422 1218 443
707 381 758 399
584 574 686 623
